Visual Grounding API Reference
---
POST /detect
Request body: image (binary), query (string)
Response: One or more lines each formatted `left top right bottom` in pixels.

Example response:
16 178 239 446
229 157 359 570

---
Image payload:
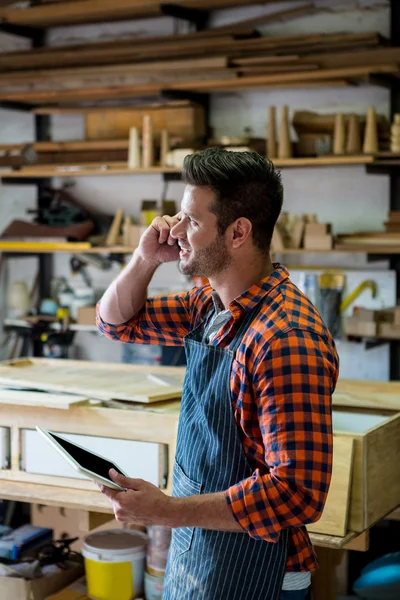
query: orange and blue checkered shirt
97 264 338 572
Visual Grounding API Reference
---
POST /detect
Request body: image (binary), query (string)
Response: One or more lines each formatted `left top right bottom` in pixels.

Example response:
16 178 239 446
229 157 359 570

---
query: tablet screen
50 432 122 483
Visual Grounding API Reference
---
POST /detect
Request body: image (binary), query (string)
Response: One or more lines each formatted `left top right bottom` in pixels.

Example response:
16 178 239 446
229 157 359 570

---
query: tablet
36 426 128 491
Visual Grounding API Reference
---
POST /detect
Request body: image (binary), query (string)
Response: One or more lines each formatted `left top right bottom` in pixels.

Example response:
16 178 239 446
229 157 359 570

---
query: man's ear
231 218 252 248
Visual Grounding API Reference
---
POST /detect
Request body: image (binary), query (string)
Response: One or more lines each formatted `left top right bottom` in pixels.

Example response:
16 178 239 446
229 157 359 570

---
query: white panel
0 427 10 469
333 410 389 433
21 429 167 487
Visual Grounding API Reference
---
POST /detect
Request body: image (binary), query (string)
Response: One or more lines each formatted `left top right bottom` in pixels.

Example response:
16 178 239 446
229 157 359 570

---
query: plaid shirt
97 264 338 572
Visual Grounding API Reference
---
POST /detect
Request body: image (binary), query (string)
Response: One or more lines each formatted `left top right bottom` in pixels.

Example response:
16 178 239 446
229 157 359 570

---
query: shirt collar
211 263 289 315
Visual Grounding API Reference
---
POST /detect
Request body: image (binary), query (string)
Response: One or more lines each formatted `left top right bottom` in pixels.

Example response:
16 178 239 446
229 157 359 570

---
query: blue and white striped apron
163 302 288 599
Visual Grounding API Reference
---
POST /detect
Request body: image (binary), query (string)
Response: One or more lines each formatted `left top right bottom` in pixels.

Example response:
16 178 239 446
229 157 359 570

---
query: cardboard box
45 577 88 600
77 306 96 326
31 505 120 553
379 322 400 339
1 562 84 600
343 317 377 337
353 308 379 322
303 234 333 250
305 223 331 236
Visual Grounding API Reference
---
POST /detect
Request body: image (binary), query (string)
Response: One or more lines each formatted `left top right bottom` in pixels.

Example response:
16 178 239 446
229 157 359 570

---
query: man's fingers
109 469 143 490
99 483 119 500
152 215 180 245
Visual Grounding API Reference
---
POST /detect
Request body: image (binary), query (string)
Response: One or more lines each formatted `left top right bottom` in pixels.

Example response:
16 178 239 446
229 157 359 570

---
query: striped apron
163 303 288 599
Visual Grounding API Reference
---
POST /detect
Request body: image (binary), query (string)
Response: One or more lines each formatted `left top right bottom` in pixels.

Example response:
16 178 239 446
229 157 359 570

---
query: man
97 148 338 600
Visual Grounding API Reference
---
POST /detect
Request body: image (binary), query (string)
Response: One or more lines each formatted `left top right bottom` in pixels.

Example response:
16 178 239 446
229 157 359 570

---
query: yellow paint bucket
82 529 147 600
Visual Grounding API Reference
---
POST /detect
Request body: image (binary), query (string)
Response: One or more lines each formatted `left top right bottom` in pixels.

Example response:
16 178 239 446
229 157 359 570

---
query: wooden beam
0 56 228 84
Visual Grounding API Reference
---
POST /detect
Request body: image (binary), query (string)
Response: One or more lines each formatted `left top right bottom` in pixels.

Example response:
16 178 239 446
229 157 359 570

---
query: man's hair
182 147 283 253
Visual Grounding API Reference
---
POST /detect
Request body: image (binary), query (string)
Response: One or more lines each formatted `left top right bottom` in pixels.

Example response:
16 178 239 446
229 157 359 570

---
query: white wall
0 0 395 378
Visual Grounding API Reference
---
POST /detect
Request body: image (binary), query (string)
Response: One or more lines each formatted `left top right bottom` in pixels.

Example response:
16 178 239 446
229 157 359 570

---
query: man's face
171 184 232 278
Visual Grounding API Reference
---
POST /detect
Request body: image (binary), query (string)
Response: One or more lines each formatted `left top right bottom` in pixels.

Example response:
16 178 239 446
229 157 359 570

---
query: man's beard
178 235 231 278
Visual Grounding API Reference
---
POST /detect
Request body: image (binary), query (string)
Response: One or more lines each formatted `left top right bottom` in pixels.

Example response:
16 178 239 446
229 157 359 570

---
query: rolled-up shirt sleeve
225 329 336 542
96 284 212 346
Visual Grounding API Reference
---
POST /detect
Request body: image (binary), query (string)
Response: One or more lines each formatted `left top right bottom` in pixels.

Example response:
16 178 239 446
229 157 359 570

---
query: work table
0 358 398 599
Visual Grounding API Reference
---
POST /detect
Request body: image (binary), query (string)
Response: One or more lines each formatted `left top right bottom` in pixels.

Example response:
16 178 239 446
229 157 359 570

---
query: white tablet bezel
36 426 127 491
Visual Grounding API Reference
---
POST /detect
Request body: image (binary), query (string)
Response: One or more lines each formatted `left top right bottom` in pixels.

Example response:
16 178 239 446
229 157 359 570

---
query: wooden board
0 479 114 513
85 103 205 140
334 379 400 411
308 530 358 550
0 358 184 404
0 389 90 409
365 412 400 529
307 436 354 536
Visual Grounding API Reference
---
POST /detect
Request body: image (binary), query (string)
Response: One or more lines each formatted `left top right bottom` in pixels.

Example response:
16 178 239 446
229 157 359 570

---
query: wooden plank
334 379 400 411
365 412 400 530
0 479 114 513
85 103 205 140
0 389 90 409
307 436 354 536
0 165 181 178
308 530 358 550
0 32 384 73
0 391 180 493
344 530 369 551
161 64 398 92
0 79 351 106
0 358 184 403
232 55 301 66
33 100 192 115
0 56 228 84
274 155 373 167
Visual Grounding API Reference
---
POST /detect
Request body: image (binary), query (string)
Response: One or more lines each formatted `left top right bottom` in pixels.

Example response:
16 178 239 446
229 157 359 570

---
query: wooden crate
85 102 206 141
331 407 400 533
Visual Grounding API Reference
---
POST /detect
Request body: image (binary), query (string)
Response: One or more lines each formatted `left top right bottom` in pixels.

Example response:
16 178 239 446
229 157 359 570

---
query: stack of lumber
0 23 398 106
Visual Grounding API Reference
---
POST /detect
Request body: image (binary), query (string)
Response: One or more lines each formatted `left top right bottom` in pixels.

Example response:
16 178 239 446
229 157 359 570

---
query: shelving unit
0 0 399 363
1 155 398 181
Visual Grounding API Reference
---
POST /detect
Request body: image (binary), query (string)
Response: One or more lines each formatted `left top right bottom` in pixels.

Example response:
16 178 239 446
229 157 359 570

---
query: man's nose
171 220 186 239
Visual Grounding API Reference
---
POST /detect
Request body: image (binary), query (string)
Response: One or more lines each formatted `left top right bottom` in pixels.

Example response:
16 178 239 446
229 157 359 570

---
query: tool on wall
340 279 378 313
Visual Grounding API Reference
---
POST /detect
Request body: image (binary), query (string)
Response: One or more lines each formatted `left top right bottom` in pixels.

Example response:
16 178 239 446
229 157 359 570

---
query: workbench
0 358 399 599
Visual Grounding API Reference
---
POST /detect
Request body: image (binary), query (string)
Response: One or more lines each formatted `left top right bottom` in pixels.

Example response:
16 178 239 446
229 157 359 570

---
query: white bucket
144 571 164 600
82 529 147 600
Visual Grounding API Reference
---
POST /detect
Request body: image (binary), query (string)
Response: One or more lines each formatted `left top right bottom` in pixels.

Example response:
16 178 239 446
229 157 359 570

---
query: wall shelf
3 318 98 333
0 245 399 255
0 155 382 181
0 165 181 179
0 244 136 254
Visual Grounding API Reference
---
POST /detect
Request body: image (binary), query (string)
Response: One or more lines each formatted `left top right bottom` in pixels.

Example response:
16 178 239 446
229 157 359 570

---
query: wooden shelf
0 478 113 513
274 246 400 254
0 165 181 178
274 155 374 167
0 156 377 180
1 244 399 255
0 478 360 549
4 318 98 333
0 244 136 254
